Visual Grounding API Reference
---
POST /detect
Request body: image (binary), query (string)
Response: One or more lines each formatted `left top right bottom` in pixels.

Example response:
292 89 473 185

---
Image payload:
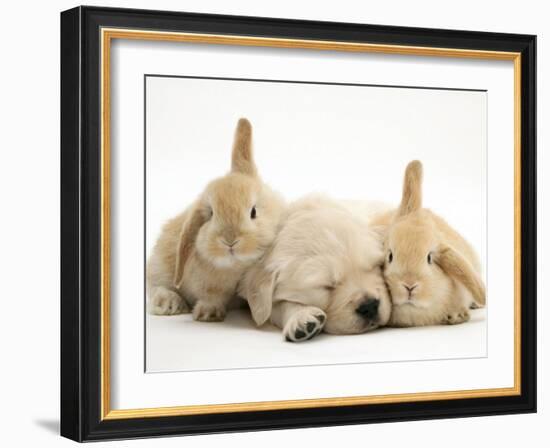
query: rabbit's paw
443 309 470 325
149 288 189 315
193 300 226 322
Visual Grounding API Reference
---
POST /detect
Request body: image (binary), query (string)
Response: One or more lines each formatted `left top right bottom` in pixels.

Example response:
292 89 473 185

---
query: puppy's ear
398 160 423 217
436 244 486 306
241 263 277 326
173 206 207 289
231 118 258 177
370 224 388 244
362 228 387 269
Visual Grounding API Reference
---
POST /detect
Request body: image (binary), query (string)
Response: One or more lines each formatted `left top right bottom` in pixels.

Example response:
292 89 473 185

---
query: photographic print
144 76 488 372
61 6 535 441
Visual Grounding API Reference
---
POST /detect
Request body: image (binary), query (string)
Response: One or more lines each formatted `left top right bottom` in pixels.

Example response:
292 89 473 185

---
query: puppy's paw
283 307 326 342
443 309 470 325
193 300 226 322
149 289 189 315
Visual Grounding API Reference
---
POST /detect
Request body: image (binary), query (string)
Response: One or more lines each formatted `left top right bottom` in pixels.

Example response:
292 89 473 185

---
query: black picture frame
61 5 536 442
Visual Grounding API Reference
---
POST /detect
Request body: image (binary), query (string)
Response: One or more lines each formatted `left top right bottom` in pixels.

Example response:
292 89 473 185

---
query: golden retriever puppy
238 195 391 342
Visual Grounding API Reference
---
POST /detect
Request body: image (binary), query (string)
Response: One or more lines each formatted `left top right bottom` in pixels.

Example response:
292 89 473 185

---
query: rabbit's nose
222 228 238 242
403 283 418 294
222 239 240 248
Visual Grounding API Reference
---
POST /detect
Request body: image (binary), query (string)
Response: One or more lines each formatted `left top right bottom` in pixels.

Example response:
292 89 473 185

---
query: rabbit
371 160 486 327
146 118 286 322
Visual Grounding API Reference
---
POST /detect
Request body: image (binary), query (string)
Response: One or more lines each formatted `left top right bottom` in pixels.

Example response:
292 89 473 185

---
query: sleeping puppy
238 195 391 342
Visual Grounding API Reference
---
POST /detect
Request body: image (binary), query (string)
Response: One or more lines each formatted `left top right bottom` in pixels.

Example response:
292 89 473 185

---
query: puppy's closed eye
323 281 341 292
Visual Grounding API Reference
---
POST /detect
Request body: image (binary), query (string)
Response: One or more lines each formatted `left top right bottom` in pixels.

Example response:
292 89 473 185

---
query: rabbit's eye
427 252 433 264
388 251 393 263
250 206 257 220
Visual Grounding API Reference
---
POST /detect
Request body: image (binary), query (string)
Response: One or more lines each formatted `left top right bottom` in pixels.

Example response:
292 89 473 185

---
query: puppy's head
311 207 391 334
322 264 391 335
246 202 392 334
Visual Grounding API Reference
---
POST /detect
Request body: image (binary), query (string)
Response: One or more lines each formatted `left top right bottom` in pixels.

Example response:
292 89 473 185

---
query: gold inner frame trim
100 27 522 421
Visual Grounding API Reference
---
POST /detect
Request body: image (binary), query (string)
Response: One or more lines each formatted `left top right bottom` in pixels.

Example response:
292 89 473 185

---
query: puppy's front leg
271 301 326 342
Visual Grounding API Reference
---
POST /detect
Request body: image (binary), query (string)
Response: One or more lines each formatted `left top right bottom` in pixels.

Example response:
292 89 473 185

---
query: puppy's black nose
356 298 379 319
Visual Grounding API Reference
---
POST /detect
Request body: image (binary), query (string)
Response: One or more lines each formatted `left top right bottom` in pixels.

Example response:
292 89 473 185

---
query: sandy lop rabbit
372 160 486 327
147 118 286 322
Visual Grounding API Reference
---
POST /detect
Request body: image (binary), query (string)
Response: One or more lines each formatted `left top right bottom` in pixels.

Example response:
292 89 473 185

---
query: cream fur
238 195 392 342
146 118 286 321
371 160 486 327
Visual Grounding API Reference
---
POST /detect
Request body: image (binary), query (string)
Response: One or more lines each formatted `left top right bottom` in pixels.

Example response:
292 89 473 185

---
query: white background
145 74 488 373
146 76 487 256
0 0 546 447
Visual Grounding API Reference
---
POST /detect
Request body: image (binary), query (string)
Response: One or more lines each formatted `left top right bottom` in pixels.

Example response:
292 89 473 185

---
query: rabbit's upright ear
398 160 423 217
231 118 258 177
173 206 207 289
241 263 276 326
436 244 486 306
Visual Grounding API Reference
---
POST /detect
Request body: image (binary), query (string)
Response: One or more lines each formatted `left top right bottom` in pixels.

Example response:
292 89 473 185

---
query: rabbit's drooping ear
241 263 277 326
436 244 486 306
173 206 207 289
231 118 258 177
398 160 423 217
